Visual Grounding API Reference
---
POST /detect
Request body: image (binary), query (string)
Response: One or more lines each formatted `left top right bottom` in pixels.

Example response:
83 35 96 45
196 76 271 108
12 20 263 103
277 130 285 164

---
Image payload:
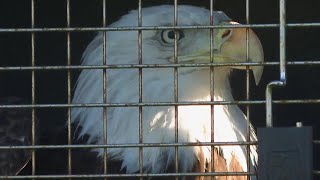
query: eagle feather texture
71 5 258 178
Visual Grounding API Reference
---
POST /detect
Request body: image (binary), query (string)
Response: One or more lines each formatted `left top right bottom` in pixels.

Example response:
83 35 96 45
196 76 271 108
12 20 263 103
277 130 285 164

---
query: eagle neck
213 67 233 102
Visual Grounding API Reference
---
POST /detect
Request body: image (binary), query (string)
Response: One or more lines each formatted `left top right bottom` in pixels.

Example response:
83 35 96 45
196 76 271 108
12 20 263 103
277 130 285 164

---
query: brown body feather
192 147 245 180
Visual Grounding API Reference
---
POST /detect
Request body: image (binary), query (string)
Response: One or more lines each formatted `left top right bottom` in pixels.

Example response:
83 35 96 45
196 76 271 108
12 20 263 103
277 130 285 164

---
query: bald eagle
71 5 263 179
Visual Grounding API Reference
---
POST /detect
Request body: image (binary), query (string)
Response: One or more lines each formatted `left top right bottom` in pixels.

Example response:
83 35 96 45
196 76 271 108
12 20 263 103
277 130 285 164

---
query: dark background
0 0 319 178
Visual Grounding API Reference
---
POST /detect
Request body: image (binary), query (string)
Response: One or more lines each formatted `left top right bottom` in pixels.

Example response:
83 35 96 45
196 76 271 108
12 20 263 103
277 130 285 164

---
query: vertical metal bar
279 0 287 83
266 0 287 127
245 0 251 179
31 0 36 176
102 0 108 178
138 1 143 179
209 0 215 178
265 86 274 127
66 0 72 177
173 1 179 179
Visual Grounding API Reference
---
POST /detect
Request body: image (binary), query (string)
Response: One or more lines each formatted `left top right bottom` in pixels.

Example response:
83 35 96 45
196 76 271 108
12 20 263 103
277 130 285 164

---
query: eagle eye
161 30 185 44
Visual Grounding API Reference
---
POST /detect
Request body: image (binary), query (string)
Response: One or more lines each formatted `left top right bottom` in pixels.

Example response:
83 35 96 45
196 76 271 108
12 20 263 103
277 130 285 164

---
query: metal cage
0 0 319 179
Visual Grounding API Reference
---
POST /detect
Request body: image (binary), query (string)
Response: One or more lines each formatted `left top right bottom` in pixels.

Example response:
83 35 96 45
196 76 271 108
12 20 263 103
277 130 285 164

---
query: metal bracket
258 0 314 178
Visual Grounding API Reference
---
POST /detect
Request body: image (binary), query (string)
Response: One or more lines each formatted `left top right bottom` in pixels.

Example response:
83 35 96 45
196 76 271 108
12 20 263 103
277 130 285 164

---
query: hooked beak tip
253 66 263 85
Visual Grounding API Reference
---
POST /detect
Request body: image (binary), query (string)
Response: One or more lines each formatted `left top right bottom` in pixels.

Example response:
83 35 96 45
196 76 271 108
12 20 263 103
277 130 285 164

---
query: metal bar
0 142 258 150
173 1 179 179
66 0 72 177
279 0 287 84
0 139 315 151
0 171 256 179
1 60 319 71
266 0 287 127
245 0 251 178
102 0 108 178
0 139 313 149
1 22 320 32
138 1 143 179
31 0 36 176
209 0 215 177
2 99 320 109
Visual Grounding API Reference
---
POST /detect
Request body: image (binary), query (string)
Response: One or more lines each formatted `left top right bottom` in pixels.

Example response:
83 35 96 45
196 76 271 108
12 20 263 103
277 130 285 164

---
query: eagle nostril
222 30 231 39
212 49 219 53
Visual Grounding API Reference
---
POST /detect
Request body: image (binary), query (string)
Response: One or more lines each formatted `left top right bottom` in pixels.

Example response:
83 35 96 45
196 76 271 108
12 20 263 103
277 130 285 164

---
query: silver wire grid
0 0 319 179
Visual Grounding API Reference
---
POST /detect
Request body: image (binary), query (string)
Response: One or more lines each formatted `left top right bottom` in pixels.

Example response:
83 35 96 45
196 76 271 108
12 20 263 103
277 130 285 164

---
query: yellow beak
219 22 264 85
170 21 264 85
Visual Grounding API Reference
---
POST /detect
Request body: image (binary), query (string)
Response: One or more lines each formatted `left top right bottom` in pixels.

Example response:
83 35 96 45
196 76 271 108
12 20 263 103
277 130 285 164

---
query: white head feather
71 5 263 178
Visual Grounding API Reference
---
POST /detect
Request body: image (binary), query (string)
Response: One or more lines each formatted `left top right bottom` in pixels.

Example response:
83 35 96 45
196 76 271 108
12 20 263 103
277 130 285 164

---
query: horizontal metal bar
1 170 320 179
0 60 319 71
5 170 319 179
314 140 320 144
0 140 318 150
0 141 257 150
0 24 278 33
0 171 255 179
288 23 320 28
1 23 320 33
0 99 320 109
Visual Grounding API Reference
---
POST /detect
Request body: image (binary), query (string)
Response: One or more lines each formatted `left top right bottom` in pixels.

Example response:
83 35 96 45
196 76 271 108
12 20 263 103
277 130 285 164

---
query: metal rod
245 0 251 178
0 171 257 179
102 0 108 178
173 1 179 178
0 141 258 150
1 60 319 71
0 139 316 150
279 0 287 84
31 0 36 176
209 0 215 177
138 1 143 179
1 23 320 33
66 0 72 176
1 99 320 109
265 0 287 127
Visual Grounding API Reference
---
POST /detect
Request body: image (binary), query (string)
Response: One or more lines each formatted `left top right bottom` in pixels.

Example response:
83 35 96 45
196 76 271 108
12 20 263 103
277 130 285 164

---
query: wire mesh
0 0 319 179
